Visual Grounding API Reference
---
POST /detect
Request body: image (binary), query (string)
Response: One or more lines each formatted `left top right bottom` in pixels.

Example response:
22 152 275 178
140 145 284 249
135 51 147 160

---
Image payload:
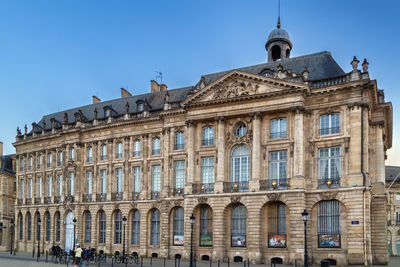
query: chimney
92 96 101 104
0 141 3 156
151 80 159 93
121 88 132 98
160 84 168 91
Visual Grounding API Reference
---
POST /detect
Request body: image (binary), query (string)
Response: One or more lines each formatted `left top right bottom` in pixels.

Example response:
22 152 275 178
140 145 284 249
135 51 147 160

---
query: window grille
175 132 185 150
269 151 287 189
173 207 184 245
202 126 214 146
27 213 31 240
200 206 213 246
85 212 91 243
151 209 160 245
131 210 140 245
99 211 106 243
46 213 51 241
231 204 246 247
19 215 23 240
318 200 341 248
56 212 61 241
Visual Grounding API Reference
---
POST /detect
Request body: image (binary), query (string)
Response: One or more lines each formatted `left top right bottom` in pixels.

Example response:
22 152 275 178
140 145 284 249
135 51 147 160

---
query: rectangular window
47 176 52 197
99 212 106 243
38 177 42 197
20 158 24 171
85 212 91 243
318 147 341 187
38 155 42 169
201 157 214 184
269 151 287 189
270 118 287 139
152 138 161 155
69 172 74 196
101 145 107 160
28 178 32 198
20 180 24 199
28 157 32 170
69 147 75 161
116 168 123 193
56 213 61 241
116 142 123 159
268 203 286 248
133 167 141 193
133 140 141 157
87 147 93 162
175 132 185 150
174 161 185 191
100 170 107 194
86 171 92 194
320 113 340 135
318 200 341 248
47 153 52 168
57 175 62 196
152 165 161 195
202 126 214 146
58 151 63 166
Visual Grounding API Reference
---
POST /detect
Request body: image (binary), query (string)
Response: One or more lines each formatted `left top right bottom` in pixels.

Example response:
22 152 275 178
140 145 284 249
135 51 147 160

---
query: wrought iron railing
201 139 214 146
100 155 107 161
34 197 41 204
111 192 123 201
96 193 107 202
133 151 141 157
25 198 32 205
193 183 214 194
269 178 287 190
151 191 160 199
115 153 123 159
54 196 62 203
259 180 269 191
310 75 347 89
270 131 287 139
132 192 140 200
152 149 160 155
223 181 249 193
175 144 185 150
320 127 340 136
87 157 92 162
173 188 184 197
65 195 74 202
17 199 23 205
44 197 52 204
318 177 340 188
82 194 92 202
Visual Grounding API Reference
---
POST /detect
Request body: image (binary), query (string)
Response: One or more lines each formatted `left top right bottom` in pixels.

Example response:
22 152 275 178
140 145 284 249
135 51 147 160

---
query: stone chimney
121 88 132 98
93 96 101 104
151 80 160 93
160 84 167 91
0 141 3 156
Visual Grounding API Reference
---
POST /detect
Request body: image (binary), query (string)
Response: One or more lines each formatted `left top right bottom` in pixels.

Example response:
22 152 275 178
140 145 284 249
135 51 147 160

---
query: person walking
74 244 83 267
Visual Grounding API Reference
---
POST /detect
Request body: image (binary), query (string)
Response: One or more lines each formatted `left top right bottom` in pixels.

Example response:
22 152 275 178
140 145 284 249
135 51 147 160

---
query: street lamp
73 218 77 252
122 216 127 260
189 214 195 267
10 219 14 255
301 210 309 267
37 217 41 262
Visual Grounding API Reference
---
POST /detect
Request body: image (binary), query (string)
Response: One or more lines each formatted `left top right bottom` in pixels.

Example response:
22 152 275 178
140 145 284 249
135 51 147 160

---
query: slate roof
0 154 15 176
386 165 400 183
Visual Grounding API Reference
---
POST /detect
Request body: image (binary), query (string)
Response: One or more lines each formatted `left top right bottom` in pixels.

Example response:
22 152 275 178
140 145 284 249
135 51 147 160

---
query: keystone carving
320 191 338 200
267 193 281 202
230 195 241 203
198 197 208 204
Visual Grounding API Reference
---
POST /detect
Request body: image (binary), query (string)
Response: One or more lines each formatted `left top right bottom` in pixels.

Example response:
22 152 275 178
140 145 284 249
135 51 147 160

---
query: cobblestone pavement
0 252 399 267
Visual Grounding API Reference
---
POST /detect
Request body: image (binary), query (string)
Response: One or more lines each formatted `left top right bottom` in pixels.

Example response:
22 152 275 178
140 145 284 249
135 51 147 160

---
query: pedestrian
74 244 83 267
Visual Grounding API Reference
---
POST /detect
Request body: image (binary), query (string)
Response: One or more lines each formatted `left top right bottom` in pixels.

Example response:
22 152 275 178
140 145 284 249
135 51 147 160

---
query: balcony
193 183 214 194
173 188 184 197
151 191 160 199
96 193 107 202
223 181 249 193
25 198 32 205
47 163 52 168
44 197 52 204
320 127 340 136
54 196 62 203
269 178 288 190
270 131 287 139
82 194 92 202
34 197 41 204
318 177 340 189
17 199 23 205
37 164 42 169
132 192 140 200
111 192 123 201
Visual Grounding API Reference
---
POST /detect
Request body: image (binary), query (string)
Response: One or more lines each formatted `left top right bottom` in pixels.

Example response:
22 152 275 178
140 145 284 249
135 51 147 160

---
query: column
375 125 385 184
185 120 195 194
215 117 225 193
250 112 261 191
292 108 305 188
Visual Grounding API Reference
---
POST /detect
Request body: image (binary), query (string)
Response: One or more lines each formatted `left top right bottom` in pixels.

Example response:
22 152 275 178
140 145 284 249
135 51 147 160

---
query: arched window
202 126 214 146
19 214 23 240
27 212 32 240
231 145 250 191
114 210 122 244
271 45 281 61
173 207 184 246
200 205 213 246
231 204 246 247
151 209 160 245
85 211 91 243
267 203 286 248
131 210 140 245
55 212 61 241
36 213 41 241
99 211 106 243
318 200 341 248
175 131 185 150
133 140 141 157
46 213 51 241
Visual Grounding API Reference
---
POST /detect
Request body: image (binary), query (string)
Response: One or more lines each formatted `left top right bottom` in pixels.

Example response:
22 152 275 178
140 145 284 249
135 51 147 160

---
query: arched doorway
65 212 75 252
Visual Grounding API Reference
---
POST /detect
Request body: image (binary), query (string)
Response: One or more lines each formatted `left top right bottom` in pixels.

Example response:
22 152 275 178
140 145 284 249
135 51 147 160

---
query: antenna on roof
155 71 163 84
277 0 281 29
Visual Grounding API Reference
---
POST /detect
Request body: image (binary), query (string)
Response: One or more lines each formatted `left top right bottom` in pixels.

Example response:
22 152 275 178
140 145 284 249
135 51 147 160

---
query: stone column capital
185 119 195 127
250 112 261 120
216 116 225 124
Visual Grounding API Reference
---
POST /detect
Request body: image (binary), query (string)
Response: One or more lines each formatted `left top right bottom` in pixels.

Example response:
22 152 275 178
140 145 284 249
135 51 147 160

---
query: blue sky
0 0 399 165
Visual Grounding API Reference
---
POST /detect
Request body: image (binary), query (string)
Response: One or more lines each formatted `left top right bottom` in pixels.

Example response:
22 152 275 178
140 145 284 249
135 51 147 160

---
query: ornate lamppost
301 210 309 267
122 216 127 260
10 219 14 255
37 217 41 262
189 214 195 267
73 218 77 251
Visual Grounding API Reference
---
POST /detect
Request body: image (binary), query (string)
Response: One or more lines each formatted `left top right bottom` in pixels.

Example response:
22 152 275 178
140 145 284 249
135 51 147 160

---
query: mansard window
28 178 33 198
20 180 24 199
46 213 51 241
87 147 93 162
151 209 160 245
269 151 287 189
20 158 24 171
86 171 92 195
270 118 287 139
267 202 286 248
27 213 32 240
55 212 61 241
131 210 140 245
105 108 110 117
116 142 123 159
231 145 250 191
99 211 106 243
28 156 32 170
202 126 214 146
133 167 141 195
200 205 213 246
57 175 62 196
85 211 91 243
174 161 185 193
69 147 75 161
116 168 123 193
318 147 341 188
151 165 161 199
47 153 52 168
320 113 340 135
231 204 246 247
318 200 341 248
57 151 63 166
19 214 23 240
100 144 107 160
68 172 74 196
133 140 141 157
38 154 42 169
201 157 214 187
137 103 144 112
47 176 52 197
152 137 161 155
175 131 185 150
173 207 184 246
235 123 247 137
100 170 107 194
37 177 42 197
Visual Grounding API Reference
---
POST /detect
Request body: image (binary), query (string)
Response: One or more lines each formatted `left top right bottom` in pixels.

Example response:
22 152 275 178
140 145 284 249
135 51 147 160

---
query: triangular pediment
183 70 308 106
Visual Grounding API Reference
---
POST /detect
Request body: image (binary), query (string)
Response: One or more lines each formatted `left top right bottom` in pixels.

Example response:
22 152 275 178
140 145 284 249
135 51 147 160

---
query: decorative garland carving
226 129 253 148
267 193 281 202
213 80 257 100
230 195 241 204
198 197 208 204
320 191 338 200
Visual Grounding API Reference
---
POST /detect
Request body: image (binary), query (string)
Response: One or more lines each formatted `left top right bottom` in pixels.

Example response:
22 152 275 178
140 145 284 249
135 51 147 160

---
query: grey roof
0 154 15 176
386 166 400 183
268 28 290 42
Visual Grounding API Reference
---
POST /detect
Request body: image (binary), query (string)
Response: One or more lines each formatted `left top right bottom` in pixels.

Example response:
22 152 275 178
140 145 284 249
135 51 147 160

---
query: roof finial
277 0 281 29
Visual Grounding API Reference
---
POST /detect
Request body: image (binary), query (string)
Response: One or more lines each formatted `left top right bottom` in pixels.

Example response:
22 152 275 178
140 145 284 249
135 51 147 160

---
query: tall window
133 140 141 157
69 147 75 161
56 212 61 241
200 206 213 246
152 165 161 197
320 113 340 135
37 177 42 197
101 144 107 160
133 167 141 194
47 176 52 197
114 210 122 244
86 171 92 195
46 213 51 241
267 203 286 248
270 118 287 139
116 142 123 159
151 209 160 245
396 209 400 224
85 212 91 243
231 145 250 191
28 178 33 198
99 211 106 243
100 170 107 194
318 147 341 187
269 151 287 189
201 157 214 192
57 175 62 196
202 126 214 146
47 153 52 168
38 155 42 169
36 215 41 241
175 131 185 150
318 200 341 248
28 157 32 170
19 214 23 240
132 210 140 245
57 151 63 166
173 207 184 245
116 168 123 193
27 213 32 240
152 138 161 155
87 147 93 162
20 180 24 199
20 158 24 171
69 172 74 196
231 204 246 247
174 161 185 191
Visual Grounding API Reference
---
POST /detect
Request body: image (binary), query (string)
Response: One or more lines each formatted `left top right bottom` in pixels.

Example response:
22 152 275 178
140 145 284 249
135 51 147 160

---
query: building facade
13 21 392 266
386 166 400 256
0 142 16 251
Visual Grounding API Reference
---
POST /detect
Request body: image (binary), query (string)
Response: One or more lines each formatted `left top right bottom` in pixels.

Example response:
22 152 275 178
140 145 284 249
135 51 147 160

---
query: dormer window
138 103 144 112
105 109 110 117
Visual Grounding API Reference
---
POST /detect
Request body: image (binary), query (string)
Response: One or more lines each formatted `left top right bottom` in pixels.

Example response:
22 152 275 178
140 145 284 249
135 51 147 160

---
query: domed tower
265 18 292 62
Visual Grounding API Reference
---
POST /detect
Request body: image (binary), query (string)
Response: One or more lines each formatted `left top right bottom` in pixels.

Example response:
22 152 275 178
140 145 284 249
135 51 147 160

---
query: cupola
265 17 292 62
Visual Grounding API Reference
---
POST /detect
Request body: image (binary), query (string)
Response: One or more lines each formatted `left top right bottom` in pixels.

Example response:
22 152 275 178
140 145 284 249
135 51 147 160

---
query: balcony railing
269 178 287 190
115 153 123 159
151 191 160 199
310 75 347 89
320 127 340 136
57 161 62 166
37 164 42 169
259 180 269 191
87 157 92 162
17 199 23 205
270 131 287 139
34 197 41 204
223 181 249 193
54 196 62 203
133 151 141 157
96 193 107 202
47 162 52 168
111 192 123 201
82 194 92 202
202 139 214 146
193 183 214 194
175 144 185 150
152 149 160 156
25 198 32 205
44 197 52 204
65 195 74 202
173 188 184 197
100 155 107 161
132 192 140 200
318 177 340 188
28 165 32 171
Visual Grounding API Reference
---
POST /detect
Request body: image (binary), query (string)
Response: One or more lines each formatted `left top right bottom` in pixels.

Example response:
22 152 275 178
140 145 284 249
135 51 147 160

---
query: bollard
150 256 153 266
227 257 230 267
209 258 212 267
164 258 166 267
46 251 48 262
32 248 35 258
218 259 220 267
111 256 114 267
141 257 143 267
248 258 250 267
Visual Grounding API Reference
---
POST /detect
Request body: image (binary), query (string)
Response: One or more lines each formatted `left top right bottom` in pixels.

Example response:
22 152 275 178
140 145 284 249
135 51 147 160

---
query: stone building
0 141 16 251
386 165 400 256
13 19 392 266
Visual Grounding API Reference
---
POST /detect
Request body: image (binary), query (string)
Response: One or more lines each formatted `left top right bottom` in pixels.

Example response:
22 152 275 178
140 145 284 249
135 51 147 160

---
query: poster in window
231 235 246 247
200 234 212 246
318 234 340 248
173 235 184 246
268 234 286 248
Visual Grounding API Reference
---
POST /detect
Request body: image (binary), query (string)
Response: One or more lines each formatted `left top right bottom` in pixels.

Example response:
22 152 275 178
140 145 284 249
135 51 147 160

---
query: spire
277 16 281 29
277 0 281 28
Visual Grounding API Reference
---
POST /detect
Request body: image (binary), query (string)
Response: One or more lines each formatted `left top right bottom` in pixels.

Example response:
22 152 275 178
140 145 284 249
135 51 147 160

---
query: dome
266 27 292 49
